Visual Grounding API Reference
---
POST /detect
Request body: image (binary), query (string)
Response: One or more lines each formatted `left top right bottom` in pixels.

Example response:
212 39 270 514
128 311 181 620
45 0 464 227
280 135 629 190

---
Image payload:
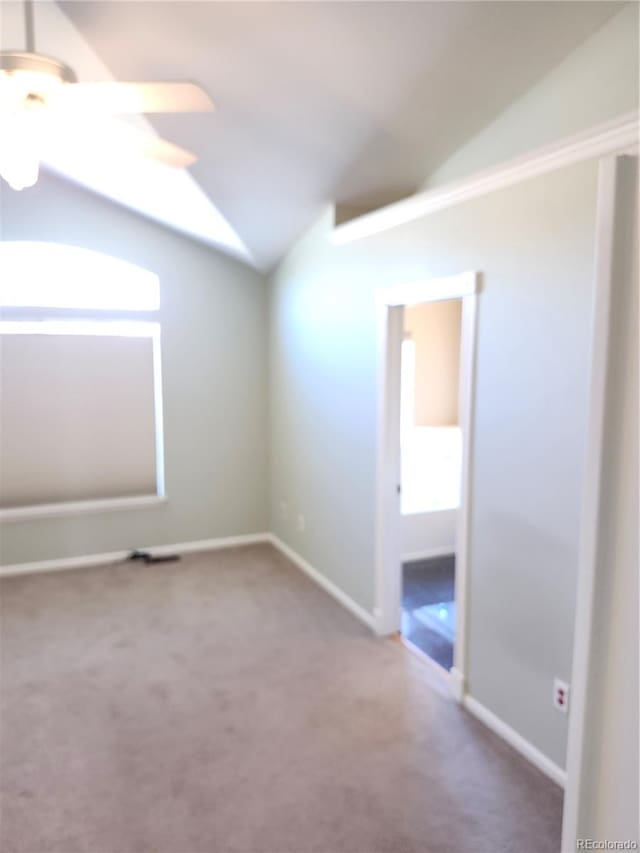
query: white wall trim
561 155 622 851
1 549 130 577
332 111 639 245
150 534 271 556
267 534 376 631
449 666 465 702
401 545 455 563
0 528 376 630
0 532 271 577
380 271 478 307
453 284 479 685
464 695 567 789
0 494 168 523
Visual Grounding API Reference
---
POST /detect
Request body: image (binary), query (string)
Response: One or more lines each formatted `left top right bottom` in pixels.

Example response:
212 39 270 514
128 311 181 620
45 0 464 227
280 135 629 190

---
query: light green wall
0 174 269 564
422 4 639 189
269 159 600 768
268 5 638 767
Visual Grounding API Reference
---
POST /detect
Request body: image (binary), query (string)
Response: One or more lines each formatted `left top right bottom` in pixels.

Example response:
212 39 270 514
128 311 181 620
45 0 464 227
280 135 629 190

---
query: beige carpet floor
0 544 562 853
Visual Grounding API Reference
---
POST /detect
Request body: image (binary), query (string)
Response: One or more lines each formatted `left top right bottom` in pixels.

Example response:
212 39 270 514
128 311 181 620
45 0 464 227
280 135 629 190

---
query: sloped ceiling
5 2 622 269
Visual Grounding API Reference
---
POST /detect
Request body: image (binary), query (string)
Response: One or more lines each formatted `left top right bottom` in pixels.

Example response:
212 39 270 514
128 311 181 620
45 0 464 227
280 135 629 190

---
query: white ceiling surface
6 2 621 270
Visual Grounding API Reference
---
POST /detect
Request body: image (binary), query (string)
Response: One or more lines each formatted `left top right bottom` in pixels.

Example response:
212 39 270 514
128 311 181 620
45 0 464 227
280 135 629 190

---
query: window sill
401 504 460 516
0 494 167 523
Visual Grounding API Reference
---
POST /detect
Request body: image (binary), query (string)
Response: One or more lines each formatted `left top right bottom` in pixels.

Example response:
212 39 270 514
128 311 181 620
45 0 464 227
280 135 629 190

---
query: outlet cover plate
553 678 570 713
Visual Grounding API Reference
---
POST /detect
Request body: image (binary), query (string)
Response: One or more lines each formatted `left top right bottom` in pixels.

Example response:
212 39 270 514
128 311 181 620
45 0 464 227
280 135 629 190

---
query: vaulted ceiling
3 1 621 269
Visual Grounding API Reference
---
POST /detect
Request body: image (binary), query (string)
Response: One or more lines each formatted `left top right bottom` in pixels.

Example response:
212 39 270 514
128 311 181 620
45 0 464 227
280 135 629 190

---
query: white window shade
0 329 160 508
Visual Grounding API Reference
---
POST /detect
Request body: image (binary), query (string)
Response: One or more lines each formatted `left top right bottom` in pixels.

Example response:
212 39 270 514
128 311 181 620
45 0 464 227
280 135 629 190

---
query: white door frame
374 271 479 701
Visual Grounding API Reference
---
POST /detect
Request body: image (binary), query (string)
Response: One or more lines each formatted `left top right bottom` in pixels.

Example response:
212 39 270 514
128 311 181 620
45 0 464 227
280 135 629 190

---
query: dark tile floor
402 554 455 670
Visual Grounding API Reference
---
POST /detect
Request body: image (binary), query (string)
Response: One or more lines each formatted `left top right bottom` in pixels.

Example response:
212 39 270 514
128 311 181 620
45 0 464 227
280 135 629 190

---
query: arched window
0 242 165 519
0 242 159 310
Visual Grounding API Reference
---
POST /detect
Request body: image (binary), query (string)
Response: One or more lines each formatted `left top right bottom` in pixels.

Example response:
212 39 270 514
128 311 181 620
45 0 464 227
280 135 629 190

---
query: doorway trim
374 271 479 701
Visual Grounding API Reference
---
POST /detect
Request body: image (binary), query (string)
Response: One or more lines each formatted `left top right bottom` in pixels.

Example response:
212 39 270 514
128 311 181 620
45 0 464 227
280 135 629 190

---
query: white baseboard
267 534 375 631
264 534 567 791
402 546 455 563
2 532 376 634
149 533 270 556
1 549 128 578
449 666 465 702
463 695 567 788
0 533 271 578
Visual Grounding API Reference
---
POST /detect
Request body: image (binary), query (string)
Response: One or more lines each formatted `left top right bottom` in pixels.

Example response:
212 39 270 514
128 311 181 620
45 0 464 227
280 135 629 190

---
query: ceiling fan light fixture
0 0 213 190
0 58 53 190
0 134 39 191
0 52 77 87
0 53 75 115
0 156 39 192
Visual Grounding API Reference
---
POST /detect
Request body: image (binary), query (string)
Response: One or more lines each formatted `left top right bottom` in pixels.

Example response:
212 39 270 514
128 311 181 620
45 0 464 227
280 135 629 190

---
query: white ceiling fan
0 0 215 191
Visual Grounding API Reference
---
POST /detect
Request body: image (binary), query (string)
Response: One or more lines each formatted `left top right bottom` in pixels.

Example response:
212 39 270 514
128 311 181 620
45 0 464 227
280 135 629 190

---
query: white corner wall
0 173 269 566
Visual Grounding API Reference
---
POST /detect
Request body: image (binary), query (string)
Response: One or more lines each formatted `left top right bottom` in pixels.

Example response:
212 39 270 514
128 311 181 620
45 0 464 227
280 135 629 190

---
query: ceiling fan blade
40 116 197 169
139 135 197 168
103 122 198 167
49 81 215 114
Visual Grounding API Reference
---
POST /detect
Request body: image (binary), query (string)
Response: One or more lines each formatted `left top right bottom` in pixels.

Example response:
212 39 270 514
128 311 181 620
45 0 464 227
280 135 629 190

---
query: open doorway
375 272 478 699
400 299 462 669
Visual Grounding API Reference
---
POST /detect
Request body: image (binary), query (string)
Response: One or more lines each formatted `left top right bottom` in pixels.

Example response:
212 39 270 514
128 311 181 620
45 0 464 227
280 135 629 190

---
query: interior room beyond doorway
400 298 462 670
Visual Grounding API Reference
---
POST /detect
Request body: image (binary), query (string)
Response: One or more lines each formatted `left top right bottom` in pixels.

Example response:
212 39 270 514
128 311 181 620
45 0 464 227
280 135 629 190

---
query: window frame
0 245 166 523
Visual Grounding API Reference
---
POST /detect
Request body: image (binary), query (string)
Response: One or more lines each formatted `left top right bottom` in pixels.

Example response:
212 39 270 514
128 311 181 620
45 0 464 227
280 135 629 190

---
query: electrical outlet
297 514 306 532
280 500 288 521
553 678 570 713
